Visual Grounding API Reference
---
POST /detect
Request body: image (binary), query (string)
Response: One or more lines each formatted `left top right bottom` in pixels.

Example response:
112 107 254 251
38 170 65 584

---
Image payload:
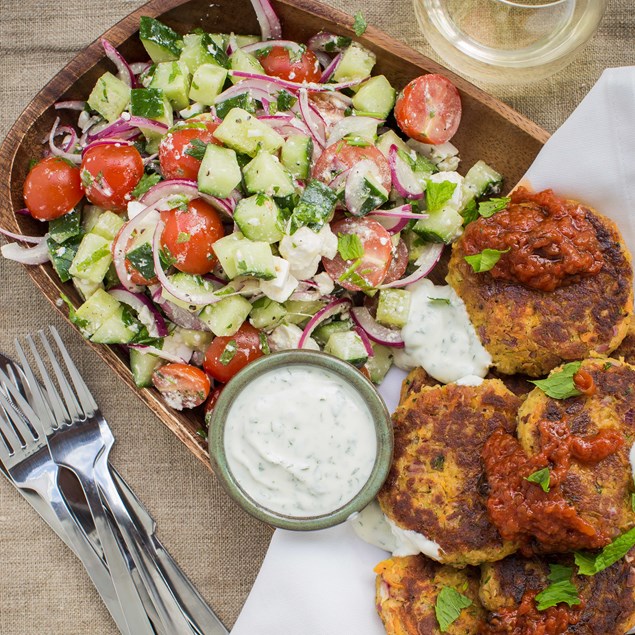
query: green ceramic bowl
208 350 393 531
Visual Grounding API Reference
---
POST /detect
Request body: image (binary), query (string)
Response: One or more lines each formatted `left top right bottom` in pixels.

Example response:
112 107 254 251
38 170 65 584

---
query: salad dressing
224 364 377 516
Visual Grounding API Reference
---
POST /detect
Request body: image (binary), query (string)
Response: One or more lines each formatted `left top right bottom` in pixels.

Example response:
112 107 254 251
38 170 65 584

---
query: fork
17 328 195 635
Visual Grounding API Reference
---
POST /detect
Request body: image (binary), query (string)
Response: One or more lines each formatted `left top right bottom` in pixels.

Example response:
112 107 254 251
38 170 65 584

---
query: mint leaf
535 564 580 611
575 526 635 576
131 173 161 199
184 137 208 161
337 233 364 261
435 587 472 632
526 467 550 492
529 361 582 400
219 339 238 366
460 199 479 226
426 181 457 213
464 248 509 273
478 197 510 218
353 11 367 37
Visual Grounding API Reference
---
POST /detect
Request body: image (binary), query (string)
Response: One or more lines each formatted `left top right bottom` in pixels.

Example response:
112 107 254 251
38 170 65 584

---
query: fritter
446 197 633 377
479 551 635 634
379 380 521 566
375 555 484 634
613 320 635 365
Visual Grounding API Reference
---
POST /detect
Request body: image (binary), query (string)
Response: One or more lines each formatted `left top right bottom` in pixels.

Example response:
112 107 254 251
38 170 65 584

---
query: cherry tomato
203 323 264 384
80 144 144 212
395 74 462 145
382 239 409 285
203 384 225 427
152 363 211 410
323 217 393 291
259 46 322 83
23 157 84 221
111 226 157 286
159 118 220 181
312 141 392 192
160 198 224 275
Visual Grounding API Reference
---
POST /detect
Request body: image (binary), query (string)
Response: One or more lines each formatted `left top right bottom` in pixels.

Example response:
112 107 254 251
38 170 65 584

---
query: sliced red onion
16 208 31 216
215 78 281 105
388 144 424 199
140 179 235 216
152 287 212 332
109 287 168 338
298 89 326 148
354 325 375 358
313 50 332 69
298 298 352 349
128 344 188 364
249 0 282 40
55 100 86 111
327 115 383 147
371 204 427 220
308 31 352 53
379 243 444 289
0 228 46 244
328 167 351 192
1 237 50 265
101 39 136 88
370 215 409 234
345 159 384 216
350 307 404 348
230 69 368 92
241 40 304 55
258 114 313 137
87 116 167 142
319 53 341 83
48 117 81 164
81 138 135 156
143 152 159 165
130 61 152 75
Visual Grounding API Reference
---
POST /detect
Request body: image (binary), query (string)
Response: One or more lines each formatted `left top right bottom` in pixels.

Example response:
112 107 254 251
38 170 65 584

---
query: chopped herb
526 467 550 492
131 173 162 198
464 248 509 273
28 158 38 171
288 43 307 64
435 587 472 632
343 134 371 147
219 339 238 365
575 526 635 576
338 258 372 290
74 244 111 272
254 45 272 59
428 297 451 306
529 362 583 400
337 233 364 261
126 243 156 280
184 137 208 161
479 197 511 218
259 332 271 355
535 565 581 611
353 11 368 37
271 89 296 113
176 231 191 244
431 455 445 471
323 35 352 52
426 181 457 213
256 192 268 206
603 361 613 371
460 199 479 226
81 169 94 189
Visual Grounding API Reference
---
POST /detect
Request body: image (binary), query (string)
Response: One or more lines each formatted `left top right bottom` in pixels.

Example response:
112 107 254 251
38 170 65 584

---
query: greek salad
1 0 504 426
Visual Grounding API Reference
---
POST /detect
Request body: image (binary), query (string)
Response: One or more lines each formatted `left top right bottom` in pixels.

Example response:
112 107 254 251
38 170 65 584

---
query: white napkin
231 67 635 635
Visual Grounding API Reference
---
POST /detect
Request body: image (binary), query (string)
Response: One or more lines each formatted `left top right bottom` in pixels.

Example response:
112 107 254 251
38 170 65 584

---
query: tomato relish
482 420 624 554
462 187 604 292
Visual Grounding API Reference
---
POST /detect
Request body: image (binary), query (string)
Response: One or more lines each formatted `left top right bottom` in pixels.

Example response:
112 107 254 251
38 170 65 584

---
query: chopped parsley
464 248 509 273
434 586 472 632
529 361 582 400
338 259 372 290
460 199 479 226
184 138 208 161
428 297 451 306
353 11 368 37
176 231 191 244
337 233 364 261
259 332 271 355
534 564 581 611
575 526 635 576
219 339 238 365
426 180 457 213
478 197 511 218
273 89 297 113
288 43 307 64
131 173 162 198
526 467 550 492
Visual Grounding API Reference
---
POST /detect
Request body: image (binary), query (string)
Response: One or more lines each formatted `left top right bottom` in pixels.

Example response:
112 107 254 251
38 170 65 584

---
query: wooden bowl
0 0 549 470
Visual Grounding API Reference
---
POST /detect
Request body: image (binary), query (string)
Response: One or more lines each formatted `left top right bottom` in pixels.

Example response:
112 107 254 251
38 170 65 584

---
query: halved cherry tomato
394 74 462 145
111 226 158 286
160 198 224 275
203 323 264 384
152 363 211 410
159 117 220 181
312 141 392 192
23 157 84 221
204 384 225 427
259 46 321 83
80 144 144 211
322 217 393 291
382 239 409 285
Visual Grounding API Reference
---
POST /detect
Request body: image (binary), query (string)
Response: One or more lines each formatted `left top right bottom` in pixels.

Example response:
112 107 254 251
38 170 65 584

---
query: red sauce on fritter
480 590 585 635
482 420 624 554
462 187 604 292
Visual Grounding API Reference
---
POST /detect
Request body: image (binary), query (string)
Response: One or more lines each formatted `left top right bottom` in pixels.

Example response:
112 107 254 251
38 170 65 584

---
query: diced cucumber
281 135 313 180
407 139 460 172
49 208 82 244
215 93 257 119
73 288 121 337
229 48 264 84
197 144 242 198
376 289 411 328
81 205 104 234
233 34 260 47
87 72 131 123
180 33 227 74
90 210 125 241
243 152 295 197
208 34 229 50
402 230 429 263
150 61 191 111
376 130 411 160
129 348 163 387
289 179 338 233
73 277 103 301
212 233 276 280
366 344 394 384
140 16 183 63
90 306 137 344
48 235 82 283
412 207 464 244
352 75 396 118
333 43 376 82
249 297 287 330
189 63 227 106
234 194 284 243
130 88 173 127
161 272 218 310
214 108 284 157
461 160 503 205
282 299 325 327
324 330 368 368
198 295 252 336
312 318 353 347
68 233 113 283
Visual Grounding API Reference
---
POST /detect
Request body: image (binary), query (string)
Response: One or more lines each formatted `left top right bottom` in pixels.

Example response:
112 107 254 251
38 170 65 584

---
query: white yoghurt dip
386 517 443 560
224 364 377 517
400 279 492 383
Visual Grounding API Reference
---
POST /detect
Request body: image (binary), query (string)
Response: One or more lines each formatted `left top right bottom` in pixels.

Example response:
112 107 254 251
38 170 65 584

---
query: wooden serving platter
0 0 549 470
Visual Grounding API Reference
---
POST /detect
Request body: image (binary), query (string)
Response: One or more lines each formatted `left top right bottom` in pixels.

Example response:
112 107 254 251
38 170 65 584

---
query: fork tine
37 330 84 422
0 366 41 439
0 391 29 451
49 326 98 415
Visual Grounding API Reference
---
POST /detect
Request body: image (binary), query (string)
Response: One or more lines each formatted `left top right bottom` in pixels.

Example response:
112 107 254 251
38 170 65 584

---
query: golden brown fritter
446 203 633 377
375 555 484 634
399 367 440 404
479 551 635 634
613 320 635 365
379 380 521 566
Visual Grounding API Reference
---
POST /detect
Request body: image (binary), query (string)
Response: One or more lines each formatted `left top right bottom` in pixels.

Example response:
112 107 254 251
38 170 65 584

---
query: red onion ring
298 89 326 148
1 238 50 265
140 179 235 216
109 287 168 338
101 39 136 88
215 78 282 105
81 138 135 156
308 31 351 53
319 53 341 83
55 100 86 111
0 228 46 244
48 117 81 164
249 0 282 40
298 298 352 349
350 306 404 348
354 325 375 358
379 243 444 289
388 144 424 199
371 204 428 220
151 286 212 332
241 40 304 55
229 69 369 92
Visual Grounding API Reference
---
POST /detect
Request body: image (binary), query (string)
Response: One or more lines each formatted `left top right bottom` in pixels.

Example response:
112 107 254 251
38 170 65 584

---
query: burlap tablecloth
0 1 633 632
